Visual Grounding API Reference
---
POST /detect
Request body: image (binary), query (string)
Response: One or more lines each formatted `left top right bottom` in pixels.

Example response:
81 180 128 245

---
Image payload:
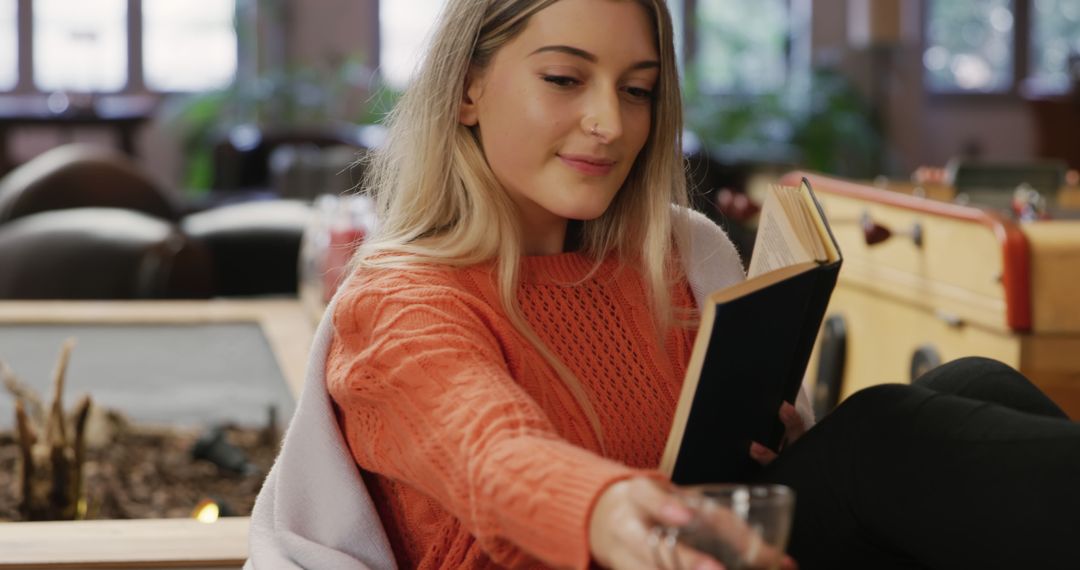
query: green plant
683 66 883 179
161 53 396 193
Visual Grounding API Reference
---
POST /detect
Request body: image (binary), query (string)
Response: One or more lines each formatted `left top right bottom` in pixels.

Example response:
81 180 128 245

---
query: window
379 0 445 89
924 0 1080 94
0 0 15 90
143 0 236 92
377 1 690 89
924 0 1014 92
1 0 237 94
1030 0 1080 92
693 0 789 94
34 0 127 92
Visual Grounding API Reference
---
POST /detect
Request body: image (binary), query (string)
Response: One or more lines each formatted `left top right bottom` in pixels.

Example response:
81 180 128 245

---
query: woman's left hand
749 402 807 466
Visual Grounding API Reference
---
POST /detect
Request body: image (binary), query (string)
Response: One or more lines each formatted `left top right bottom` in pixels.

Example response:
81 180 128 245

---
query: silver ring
664 526 681 570
649 525 681 570
590 123 599 136
648 526 665 569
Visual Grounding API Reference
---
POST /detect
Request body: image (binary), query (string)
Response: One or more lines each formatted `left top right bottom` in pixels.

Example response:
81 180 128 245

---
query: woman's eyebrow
529 45 659 70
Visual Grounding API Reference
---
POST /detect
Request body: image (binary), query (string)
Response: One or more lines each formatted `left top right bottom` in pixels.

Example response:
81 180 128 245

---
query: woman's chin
554 199 617 222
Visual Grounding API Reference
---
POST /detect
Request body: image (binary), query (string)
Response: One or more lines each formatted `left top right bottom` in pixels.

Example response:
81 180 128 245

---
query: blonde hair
356 0 690 446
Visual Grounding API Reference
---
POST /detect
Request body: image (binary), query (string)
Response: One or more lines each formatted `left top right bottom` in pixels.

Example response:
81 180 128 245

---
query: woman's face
460 0 659 255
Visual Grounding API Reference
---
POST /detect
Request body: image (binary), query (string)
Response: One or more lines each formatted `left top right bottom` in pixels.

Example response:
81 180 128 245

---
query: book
660 177 842 484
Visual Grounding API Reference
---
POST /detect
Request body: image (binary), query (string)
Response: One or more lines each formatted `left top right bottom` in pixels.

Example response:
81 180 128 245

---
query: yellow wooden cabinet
780 172 1080 419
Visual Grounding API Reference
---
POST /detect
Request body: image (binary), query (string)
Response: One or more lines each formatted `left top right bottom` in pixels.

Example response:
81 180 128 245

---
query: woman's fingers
752 402 808 466
779 402 807 443
749 441 778 465
591 478 697 569
626 478 693 526
672 541 726 570
620 480 727 570
640 525 727 570
592 478 788 570
692 502 789 570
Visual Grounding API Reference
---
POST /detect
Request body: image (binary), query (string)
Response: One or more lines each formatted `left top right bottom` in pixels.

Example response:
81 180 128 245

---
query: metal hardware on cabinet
933 309 964 328
860 210 924 248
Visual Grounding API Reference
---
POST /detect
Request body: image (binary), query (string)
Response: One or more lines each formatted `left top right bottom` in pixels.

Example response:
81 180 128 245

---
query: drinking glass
663 484 795 570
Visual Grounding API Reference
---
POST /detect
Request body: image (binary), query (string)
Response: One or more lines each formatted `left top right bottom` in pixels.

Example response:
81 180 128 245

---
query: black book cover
669 260 841 484
664 177 843 485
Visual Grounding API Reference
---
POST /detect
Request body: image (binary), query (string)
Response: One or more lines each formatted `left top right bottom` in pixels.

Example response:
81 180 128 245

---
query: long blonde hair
356 0 690 446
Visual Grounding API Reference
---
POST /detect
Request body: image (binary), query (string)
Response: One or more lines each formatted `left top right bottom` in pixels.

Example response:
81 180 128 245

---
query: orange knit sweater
326 253 697 569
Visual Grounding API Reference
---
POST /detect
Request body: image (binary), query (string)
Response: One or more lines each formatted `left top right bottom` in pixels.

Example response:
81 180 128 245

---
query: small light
192 499 220 524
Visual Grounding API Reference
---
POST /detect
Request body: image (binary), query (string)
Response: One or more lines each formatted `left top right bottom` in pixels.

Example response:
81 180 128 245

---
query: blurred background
2 0 1080 543
0 0 1077 193
0 0 1078 305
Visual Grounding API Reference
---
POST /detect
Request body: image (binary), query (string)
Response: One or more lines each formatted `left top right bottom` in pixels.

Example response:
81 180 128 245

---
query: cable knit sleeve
326 272 640 569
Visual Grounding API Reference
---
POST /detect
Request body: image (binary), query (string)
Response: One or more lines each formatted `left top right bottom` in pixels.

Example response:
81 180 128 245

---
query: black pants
760 357 1080 570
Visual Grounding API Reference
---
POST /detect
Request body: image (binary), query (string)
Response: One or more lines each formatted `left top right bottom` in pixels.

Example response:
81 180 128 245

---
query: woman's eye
623 86 654 101
542 75 580 88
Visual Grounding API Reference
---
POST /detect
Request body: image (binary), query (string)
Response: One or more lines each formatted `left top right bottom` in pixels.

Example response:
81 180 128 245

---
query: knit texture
327 253 698 569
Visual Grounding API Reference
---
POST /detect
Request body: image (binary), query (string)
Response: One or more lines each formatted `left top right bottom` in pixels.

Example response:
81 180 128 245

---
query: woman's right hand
588 477 724 570
588 477 797 570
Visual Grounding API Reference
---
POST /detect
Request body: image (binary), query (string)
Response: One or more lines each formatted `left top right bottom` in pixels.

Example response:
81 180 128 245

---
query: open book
660 177 842 484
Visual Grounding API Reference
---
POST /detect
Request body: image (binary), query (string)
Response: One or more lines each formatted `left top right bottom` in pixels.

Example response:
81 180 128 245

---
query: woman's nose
582 87 623 143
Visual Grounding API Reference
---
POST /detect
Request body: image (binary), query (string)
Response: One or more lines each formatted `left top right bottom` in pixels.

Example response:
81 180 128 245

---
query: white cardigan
245 207 814 569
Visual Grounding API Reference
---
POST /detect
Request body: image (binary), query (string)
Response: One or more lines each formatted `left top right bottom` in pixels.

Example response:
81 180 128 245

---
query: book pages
747 187 816 278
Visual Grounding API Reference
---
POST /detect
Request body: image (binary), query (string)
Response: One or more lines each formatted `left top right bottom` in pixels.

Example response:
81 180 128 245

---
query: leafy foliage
161 54 398 192
684 67 883 178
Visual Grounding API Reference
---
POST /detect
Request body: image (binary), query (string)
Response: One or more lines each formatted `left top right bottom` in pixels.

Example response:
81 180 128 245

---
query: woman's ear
459 68 484 127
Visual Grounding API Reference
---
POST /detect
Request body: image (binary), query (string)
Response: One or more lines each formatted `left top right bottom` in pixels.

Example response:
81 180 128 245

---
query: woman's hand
589 477 724 570
750 402 807 466
588 478 797 570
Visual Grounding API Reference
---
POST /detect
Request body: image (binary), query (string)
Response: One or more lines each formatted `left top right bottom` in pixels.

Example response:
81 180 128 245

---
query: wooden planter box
0 300 313 569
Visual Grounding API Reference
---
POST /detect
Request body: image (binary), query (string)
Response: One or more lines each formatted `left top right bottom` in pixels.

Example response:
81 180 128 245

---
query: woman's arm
328 278 640 569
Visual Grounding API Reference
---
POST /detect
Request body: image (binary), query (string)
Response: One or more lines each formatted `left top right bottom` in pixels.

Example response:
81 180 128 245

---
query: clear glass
379 0 446 89
669 484 795 570
694 0 788 94
143 0 237 92
33 0 127 92
924 0 1014 93
1030 0 1080 93
0 0 15 90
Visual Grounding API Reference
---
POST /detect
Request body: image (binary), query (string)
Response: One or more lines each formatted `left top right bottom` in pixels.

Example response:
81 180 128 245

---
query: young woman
251 0 1080 568
329 1 739 567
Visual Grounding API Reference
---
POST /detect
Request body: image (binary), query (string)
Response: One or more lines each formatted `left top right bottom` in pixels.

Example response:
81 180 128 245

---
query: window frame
5 0 238 96
681 0 796 97
922 0 1059 101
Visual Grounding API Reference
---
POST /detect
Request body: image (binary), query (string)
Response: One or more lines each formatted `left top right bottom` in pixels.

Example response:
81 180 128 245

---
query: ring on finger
648 526 681 570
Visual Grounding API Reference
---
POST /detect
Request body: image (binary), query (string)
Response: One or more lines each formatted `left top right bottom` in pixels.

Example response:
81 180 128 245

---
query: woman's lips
559 154 615 176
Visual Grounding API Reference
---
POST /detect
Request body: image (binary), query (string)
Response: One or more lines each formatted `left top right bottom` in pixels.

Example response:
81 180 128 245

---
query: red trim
780 171 1032 332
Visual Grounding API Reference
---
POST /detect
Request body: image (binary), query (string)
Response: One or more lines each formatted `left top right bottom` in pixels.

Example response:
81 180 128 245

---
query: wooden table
782 172 1080 419
0 299 313 569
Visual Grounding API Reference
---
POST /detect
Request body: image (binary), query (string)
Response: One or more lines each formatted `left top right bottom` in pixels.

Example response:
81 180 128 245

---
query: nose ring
590 123 599 137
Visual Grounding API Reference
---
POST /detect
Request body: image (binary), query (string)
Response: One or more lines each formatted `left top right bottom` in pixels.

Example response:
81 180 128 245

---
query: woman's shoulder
340 259 491 302
331 259 498 330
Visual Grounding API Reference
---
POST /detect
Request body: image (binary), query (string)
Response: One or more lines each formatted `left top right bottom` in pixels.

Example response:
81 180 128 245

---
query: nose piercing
590 123 599 137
